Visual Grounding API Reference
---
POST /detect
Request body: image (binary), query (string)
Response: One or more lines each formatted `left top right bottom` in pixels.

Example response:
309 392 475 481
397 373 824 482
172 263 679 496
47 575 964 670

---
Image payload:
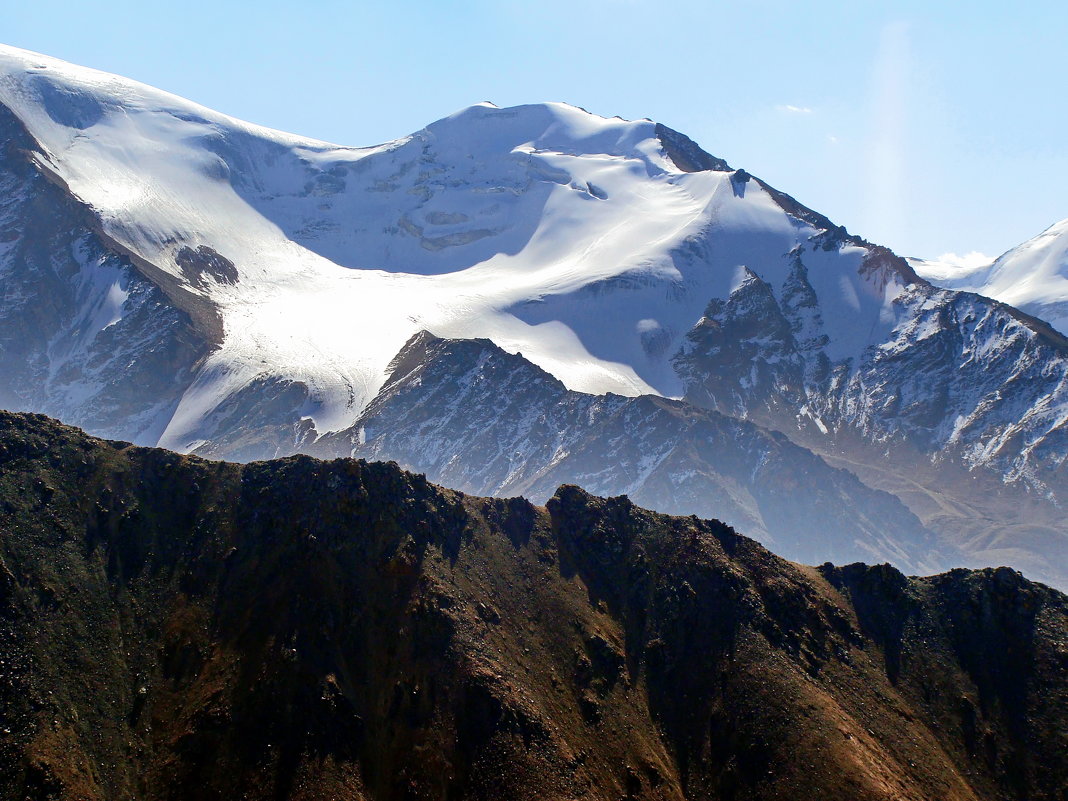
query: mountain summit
913 218 1068 335
1 44 1066 587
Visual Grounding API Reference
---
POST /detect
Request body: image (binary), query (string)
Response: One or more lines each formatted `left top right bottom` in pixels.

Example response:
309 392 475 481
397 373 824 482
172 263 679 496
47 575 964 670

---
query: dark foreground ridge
0 411 1065 801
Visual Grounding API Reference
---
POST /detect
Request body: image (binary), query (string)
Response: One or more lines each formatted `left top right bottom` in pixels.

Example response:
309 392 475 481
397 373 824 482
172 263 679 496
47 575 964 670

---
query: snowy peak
912 219 1068 335
981 218 1068 331
0 43 354 151
423 101 662 163
0 43 843 446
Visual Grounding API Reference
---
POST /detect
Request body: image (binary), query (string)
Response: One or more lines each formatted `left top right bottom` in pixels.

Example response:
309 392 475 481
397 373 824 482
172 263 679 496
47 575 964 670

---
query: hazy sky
6 1 1067 259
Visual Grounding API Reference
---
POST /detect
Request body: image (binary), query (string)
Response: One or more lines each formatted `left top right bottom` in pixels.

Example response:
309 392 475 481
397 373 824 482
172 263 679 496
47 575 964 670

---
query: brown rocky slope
0 411 1065 800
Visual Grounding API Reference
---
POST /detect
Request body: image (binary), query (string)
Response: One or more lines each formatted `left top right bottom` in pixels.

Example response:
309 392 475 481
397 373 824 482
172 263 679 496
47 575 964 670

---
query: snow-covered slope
911 220 1068 335
0 44 909 450
1 44 1066 586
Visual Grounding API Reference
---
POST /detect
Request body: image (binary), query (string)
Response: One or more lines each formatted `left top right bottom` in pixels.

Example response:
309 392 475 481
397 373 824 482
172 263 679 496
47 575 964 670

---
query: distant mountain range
0 44 1065 587
911 218 1068 336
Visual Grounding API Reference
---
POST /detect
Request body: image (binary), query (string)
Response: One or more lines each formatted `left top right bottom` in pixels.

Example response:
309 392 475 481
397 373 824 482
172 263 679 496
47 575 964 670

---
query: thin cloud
778 104 813 114
864 21 910 247
934 251 993 270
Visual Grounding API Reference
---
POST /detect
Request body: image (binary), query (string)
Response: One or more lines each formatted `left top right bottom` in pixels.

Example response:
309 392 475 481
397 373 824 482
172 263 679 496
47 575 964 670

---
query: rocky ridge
1 411 1066 800
302 332 945 574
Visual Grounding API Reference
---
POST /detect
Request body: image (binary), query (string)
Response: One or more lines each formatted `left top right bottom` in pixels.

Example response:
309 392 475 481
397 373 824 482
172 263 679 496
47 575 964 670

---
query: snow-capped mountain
0 45 921 448
675 255 1068 585
912 220 1068 336
0 45 1065 587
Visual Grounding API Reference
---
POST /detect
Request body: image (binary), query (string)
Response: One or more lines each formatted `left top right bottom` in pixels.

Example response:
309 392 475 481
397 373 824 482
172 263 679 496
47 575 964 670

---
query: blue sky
6 1 1067 259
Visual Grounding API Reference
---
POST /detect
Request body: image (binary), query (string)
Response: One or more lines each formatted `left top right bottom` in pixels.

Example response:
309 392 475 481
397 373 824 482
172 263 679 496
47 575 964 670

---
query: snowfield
0 44 911 452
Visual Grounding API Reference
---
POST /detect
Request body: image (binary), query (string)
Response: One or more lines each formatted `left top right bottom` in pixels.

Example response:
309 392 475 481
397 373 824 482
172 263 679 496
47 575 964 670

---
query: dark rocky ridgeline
0 411 1065 801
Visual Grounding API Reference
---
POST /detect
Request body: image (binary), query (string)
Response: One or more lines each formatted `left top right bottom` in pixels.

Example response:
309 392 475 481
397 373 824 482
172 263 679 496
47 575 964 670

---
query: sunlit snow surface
0 44 906 450
911 224 1068 336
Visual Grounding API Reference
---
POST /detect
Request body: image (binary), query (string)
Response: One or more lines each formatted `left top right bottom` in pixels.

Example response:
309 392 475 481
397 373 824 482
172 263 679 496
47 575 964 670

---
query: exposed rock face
677 249 1068 495
174 245 238 288
674 247 1068 587
654 123 733 173
0 411 1066 801
302 333 946 574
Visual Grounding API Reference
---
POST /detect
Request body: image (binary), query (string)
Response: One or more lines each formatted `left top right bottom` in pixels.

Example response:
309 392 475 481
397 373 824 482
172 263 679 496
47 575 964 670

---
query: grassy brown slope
0 411 1065 800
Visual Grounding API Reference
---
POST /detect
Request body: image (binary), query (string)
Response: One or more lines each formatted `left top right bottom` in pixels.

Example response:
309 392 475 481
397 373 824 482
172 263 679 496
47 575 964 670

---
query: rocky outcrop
301 333 946 574
674 246 1068 588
